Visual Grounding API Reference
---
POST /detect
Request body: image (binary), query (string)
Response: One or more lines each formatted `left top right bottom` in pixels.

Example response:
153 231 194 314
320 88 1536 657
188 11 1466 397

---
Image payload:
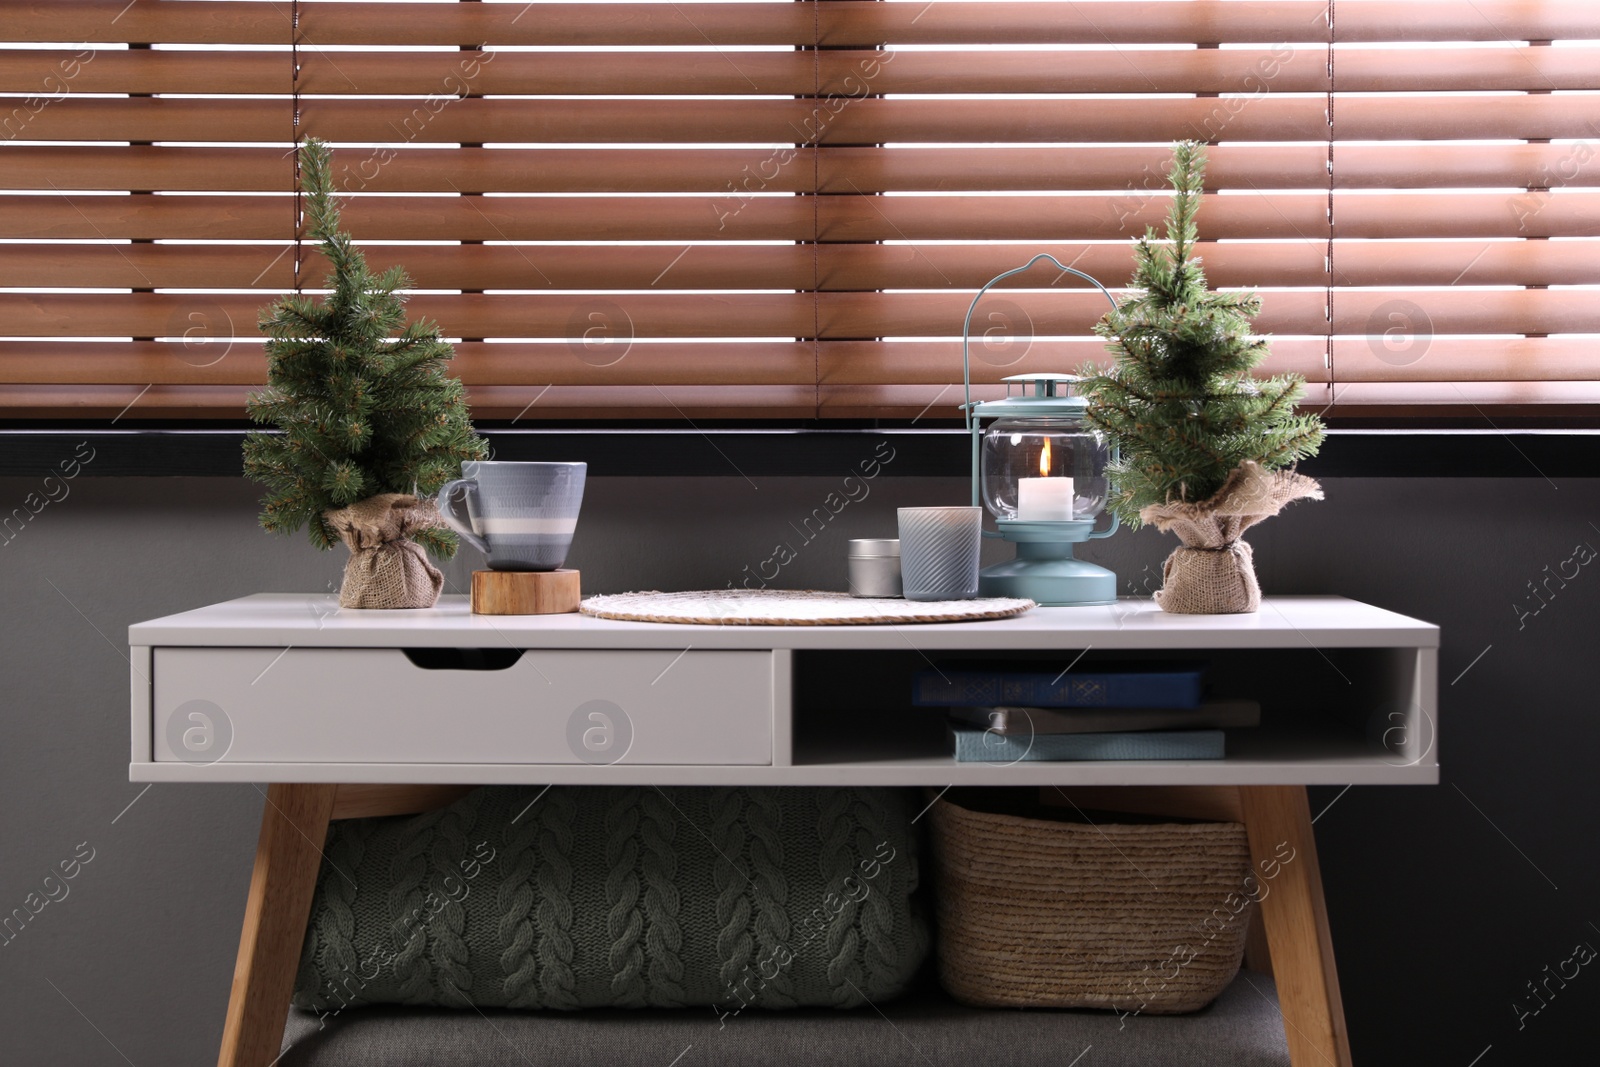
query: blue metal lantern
962 254 1120 606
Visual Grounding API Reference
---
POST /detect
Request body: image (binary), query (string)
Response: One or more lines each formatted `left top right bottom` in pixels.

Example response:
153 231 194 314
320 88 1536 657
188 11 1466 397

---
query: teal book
950 726 1226 762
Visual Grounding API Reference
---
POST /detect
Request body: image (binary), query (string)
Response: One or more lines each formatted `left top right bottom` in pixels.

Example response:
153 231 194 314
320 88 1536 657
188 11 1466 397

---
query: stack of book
913 664 1257 762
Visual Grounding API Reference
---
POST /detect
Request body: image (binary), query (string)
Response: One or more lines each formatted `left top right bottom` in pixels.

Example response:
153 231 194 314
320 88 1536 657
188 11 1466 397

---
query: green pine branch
1079 142 1326 527
244 137 488 556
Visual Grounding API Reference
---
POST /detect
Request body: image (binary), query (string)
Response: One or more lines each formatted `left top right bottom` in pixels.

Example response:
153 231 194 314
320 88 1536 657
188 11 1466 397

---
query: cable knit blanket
293 786 928 1014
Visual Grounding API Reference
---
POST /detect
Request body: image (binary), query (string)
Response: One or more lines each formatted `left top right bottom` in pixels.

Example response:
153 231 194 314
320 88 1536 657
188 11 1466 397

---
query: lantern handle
961 253 1119 433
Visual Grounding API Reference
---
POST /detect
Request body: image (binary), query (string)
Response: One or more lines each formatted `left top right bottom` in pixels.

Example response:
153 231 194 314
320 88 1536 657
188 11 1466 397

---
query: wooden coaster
471 569 581 615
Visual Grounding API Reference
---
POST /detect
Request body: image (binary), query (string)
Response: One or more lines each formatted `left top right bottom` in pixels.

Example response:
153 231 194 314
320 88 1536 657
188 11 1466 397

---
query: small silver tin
848 538 903 598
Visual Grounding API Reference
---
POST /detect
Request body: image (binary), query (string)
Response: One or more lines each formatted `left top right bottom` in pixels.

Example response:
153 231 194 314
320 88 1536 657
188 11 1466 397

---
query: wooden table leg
217 783 339 1067
1238 785 1353 1067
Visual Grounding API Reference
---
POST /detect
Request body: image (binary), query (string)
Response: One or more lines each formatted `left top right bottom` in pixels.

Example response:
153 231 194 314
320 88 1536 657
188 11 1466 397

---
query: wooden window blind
2 0 1598 422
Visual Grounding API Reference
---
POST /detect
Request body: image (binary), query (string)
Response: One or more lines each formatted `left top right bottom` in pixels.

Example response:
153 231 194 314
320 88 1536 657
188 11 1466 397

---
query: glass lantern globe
981 413 1111 525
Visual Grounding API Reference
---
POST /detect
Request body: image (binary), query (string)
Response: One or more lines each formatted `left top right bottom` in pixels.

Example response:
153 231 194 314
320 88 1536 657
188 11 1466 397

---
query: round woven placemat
579 589 1035 626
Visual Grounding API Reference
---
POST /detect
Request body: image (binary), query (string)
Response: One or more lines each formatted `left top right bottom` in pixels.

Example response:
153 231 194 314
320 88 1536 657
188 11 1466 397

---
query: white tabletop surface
130 594 1439 650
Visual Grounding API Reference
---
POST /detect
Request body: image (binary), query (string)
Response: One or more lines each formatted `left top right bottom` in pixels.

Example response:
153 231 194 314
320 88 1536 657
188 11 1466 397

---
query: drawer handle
402 648 523 671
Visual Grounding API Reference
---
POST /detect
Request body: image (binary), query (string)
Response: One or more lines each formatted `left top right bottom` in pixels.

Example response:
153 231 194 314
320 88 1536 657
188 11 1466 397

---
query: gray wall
1 469 1596 1064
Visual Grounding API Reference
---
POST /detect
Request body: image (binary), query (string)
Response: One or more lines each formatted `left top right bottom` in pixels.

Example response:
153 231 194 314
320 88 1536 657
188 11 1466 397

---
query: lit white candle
1017 476 1074 520
1015 438 1074 520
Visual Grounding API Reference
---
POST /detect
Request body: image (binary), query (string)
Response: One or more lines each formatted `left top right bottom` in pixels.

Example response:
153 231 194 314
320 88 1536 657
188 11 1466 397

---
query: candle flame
1039 437 1052 477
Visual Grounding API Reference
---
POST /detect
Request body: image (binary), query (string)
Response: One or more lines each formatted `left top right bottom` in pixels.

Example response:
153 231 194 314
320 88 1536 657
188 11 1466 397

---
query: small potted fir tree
1079 142 1326 614
244 139 488 609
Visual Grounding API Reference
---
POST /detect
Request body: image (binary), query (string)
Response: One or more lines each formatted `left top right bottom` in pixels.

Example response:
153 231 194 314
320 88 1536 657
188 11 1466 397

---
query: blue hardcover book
951 727 1225 762
914 666 1205 709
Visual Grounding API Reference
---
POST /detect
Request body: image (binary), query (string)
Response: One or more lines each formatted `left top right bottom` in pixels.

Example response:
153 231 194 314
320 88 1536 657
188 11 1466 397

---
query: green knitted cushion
293 786 928 1014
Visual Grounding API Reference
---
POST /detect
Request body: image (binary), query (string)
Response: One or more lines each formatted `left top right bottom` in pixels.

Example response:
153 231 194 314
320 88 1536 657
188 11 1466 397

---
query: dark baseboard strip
1 428 1597 480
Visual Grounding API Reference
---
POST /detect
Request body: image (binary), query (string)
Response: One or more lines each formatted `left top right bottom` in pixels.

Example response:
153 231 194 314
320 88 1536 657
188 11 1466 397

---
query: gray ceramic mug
437 461 587 571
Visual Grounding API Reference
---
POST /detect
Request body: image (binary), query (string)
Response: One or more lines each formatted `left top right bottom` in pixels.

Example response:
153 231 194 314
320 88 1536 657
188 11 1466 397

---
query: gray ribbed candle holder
897 506 982 601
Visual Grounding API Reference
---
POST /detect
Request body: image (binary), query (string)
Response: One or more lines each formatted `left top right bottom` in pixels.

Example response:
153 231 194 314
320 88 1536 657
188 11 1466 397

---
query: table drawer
151 647 772 765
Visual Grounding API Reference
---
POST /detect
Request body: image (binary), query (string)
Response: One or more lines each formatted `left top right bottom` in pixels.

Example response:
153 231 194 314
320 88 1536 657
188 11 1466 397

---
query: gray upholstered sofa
279 971 1289 1065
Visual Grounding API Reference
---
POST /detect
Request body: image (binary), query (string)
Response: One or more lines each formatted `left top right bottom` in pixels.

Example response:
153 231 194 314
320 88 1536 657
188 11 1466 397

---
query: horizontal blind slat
0 195 811 241
0 1 290 45
0 341 820 386
19 95 1589 148
0 383 824 419
0 49 282 94
9 145 1589 195
9 44 1600 97
828 291 1600 338
7 1 1596 45
11 95 1334 144
0 148 293 192
0 193 1313 246
40 191 1597 245
36 240 1600 291
7 291 1594 340
299 97 1337 144
817 384 1600 420
818 337 1600 386
1338 95 1600 142
17 380 1600 420
295 2 1600 47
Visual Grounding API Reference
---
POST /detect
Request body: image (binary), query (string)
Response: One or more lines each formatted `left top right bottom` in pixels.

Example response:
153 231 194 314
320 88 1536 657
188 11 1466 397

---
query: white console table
130 593 1439 1067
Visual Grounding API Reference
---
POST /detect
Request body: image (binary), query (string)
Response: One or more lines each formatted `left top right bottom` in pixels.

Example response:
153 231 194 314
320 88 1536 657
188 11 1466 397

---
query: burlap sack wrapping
324 493 445 609
1139 462 1323 615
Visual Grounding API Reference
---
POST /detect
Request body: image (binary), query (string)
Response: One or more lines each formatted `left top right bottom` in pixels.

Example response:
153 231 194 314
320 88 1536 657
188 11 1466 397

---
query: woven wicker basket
929 793 1254 1013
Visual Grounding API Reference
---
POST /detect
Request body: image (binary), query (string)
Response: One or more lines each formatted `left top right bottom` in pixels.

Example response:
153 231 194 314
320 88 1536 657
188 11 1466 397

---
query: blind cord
1325 0 1336 405
292 0 303 296
810 0 822 419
